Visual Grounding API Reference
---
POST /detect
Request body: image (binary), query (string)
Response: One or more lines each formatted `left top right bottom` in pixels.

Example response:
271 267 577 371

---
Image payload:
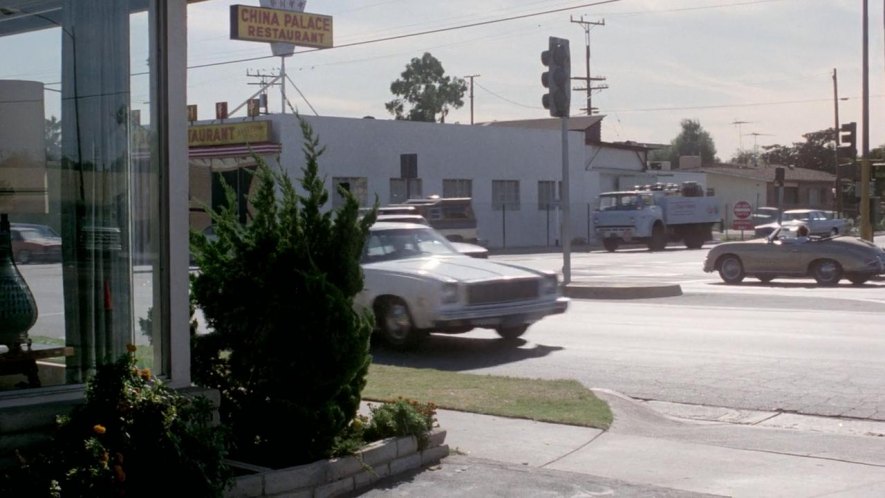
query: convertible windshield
362 227 461 263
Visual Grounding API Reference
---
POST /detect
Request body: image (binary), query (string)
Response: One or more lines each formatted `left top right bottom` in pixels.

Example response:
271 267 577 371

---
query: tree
666 119 718 167
45 116 61 161
190 116 377 468
385 53 467 123
759 128 837 173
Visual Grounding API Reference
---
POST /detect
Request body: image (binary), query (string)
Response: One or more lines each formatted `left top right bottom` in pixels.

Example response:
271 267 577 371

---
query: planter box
226 429 448 497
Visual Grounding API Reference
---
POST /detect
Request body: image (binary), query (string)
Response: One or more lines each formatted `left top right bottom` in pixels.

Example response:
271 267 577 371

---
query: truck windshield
598 194 643 211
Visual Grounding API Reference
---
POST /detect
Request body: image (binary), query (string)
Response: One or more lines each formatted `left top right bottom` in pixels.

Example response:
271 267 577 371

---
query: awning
188 142 282 159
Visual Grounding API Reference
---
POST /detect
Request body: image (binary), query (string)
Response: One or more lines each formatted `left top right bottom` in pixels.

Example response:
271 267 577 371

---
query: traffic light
839 121 857 159
541 37 571 118
774 167 785 187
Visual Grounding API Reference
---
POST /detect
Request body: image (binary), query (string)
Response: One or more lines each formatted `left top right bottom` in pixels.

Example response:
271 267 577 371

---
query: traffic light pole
560 116 571 285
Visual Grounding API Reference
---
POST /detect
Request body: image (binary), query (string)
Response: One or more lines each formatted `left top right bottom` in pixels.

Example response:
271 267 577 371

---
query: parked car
357 222 569 348
374 215 489 258
754 209 849 238
10 225 62 264
751 206 780 227
704 225 885 286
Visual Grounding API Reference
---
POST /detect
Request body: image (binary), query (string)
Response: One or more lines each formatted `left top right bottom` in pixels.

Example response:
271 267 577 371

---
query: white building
253 113 656 249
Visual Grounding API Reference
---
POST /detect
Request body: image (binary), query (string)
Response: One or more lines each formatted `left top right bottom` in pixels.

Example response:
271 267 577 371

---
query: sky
2 0 883 162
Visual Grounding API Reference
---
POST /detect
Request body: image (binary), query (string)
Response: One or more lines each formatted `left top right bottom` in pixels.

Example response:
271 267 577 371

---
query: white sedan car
357 222 569 349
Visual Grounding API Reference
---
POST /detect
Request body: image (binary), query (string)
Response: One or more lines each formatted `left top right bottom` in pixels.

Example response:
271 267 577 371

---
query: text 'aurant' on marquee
229 4 333 49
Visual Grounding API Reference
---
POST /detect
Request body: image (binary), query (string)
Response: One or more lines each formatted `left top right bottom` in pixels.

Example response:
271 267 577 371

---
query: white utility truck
593 182 720 252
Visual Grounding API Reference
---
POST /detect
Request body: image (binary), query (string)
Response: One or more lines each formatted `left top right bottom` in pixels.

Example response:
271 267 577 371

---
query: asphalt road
373 241 885 422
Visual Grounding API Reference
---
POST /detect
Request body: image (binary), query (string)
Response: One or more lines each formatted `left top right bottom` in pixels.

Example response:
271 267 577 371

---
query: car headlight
440 282 459 304
540 275 558 295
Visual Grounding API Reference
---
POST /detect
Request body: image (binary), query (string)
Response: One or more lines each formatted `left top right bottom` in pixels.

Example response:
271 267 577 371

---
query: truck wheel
602 238 619 252
648 224 667 252
496 324 529 340
811 259 842 286
718 255 745 284
848 275 869 285
375 297 420 350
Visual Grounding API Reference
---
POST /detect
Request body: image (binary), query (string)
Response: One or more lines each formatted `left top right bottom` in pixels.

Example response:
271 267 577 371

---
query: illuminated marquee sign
188 121 272 147
230 5 333 49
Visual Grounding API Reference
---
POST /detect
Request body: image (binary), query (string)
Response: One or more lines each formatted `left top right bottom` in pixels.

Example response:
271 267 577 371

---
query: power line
188 0 622 71
606 94 885 113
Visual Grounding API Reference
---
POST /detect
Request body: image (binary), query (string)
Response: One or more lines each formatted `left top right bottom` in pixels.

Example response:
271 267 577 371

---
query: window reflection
0 1 160 391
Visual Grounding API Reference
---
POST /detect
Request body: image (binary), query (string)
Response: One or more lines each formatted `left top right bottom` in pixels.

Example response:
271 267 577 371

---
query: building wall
706 173 769 225
266 115 646 248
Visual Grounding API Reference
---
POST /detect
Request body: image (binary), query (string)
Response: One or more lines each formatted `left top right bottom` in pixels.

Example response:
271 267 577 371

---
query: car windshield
15 229 44 242
362 227 460 263
782 212 810 222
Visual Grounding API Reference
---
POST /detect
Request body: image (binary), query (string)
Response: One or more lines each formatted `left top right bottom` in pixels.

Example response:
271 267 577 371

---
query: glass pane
0 1 161 392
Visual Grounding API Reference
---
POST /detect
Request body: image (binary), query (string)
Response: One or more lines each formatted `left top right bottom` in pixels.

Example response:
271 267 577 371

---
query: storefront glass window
0 1 167 392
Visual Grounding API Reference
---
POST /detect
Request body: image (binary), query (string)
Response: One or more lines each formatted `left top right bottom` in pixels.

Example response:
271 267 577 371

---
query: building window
492 180 520 211
390 178 422 204
442 179 472 198
332 177 368 208
0 2 183 393
538 181 561 210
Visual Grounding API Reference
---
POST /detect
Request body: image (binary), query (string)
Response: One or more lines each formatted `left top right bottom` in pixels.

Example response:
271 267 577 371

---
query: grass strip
364 364 612 429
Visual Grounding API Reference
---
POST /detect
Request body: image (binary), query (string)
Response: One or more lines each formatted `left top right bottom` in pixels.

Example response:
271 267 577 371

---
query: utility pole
246 69 279 114
570 16 607 115
860 0 872 240
833 68 842 216
464 74 480 125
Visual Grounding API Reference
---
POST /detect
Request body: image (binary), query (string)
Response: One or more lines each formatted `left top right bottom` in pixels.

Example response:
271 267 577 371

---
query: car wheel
648 224 667 252
811 259 842 286
376 297 419 349
848 275 869 285
831 227 839 236
758 276 774 284
15 250 31 264
717 255 745 284
496 324 529 340
602 238 619 252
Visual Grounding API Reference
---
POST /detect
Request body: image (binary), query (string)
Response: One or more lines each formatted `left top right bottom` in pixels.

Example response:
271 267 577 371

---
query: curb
563 283 683 299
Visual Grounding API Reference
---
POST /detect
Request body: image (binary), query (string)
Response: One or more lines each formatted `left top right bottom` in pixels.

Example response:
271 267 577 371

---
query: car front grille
466 278 539 305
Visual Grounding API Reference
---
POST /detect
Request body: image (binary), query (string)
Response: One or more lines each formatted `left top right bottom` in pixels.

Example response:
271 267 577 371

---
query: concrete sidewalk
359 390 885 497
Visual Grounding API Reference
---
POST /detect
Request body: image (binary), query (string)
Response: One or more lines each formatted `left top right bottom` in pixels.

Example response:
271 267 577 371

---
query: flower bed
226 429 448 497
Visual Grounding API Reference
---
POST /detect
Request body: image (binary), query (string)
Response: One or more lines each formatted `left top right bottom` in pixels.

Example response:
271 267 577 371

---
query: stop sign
733 201 752 219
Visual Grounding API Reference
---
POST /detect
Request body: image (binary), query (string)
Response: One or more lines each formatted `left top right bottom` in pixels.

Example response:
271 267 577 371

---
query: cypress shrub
190 116 376 467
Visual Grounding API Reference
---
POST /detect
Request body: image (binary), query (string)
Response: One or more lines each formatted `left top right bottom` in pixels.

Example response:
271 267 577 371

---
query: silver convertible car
704 226 885 286
356 222 569 349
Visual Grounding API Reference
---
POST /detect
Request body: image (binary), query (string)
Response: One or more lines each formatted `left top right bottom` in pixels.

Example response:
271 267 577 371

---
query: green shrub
363 398 438 449
0 347 231 498
190 116 376 468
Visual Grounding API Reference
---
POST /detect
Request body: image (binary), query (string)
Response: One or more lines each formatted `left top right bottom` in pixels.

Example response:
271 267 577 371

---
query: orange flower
126 344 137 353
139 368 152 380
93 424 107 435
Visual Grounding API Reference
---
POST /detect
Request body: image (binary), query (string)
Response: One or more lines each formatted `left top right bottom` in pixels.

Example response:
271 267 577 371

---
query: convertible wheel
848 275 870 285
717 255 744 284
602 238 619 252
495 324 529 341
376 298 419 350
811 259 842 286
